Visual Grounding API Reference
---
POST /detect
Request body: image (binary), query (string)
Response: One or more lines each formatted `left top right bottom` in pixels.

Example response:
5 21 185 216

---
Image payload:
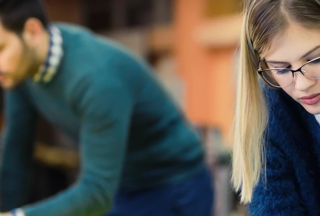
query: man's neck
32 30 50 77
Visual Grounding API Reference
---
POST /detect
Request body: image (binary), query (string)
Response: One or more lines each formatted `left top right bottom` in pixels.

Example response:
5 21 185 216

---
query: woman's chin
301 103 320 115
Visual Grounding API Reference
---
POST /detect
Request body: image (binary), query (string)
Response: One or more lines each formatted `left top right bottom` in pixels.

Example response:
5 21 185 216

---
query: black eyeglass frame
257 57 320 88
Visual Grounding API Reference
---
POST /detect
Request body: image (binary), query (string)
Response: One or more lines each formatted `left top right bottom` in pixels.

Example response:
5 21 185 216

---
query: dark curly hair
0 0 48 34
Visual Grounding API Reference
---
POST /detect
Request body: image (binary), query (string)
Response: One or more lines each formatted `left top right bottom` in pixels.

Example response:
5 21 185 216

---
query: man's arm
22 77 134 216
0 86 38 211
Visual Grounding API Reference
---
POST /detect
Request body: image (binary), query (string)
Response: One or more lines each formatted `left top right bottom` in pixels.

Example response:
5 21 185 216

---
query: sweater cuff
12 209 26 216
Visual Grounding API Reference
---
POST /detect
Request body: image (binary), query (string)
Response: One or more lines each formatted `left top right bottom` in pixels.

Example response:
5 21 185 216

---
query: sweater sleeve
0 87 38 211
248 139 306 216
23 78 133 216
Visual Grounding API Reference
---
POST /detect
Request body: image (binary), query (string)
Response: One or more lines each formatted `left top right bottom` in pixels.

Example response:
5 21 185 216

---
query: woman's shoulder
262 85 319 155
262 85 320 165
250 86 320 216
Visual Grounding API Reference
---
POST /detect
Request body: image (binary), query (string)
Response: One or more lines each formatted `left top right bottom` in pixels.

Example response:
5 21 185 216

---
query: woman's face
265 22 320 114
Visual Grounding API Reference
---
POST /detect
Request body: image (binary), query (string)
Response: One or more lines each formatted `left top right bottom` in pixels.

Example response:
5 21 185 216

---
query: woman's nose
294 72 317 91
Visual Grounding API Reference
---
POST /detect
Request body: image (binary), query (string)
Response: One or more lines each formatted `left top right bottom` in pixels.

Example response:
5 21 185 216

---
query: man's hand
0 213 13 216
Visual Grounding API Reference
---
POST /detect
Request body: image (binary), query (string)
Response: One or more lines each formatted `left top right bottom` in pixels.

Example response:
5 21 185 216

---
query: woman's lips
300 93 320 105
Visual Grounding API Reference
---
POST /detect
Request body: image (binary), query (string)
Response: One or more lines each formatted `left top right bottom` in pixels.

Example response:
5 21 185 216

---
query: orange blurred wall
174 0 239 145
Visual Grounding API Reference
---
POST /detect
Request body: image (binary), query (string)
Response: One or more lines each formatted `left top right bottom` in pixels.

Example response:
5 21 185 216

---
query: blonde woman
233 0 320 215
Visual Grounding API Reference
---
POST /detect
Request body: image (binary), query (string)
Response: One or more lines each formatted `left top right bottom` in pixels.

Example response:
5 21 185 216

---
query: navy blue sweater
249 86 320 216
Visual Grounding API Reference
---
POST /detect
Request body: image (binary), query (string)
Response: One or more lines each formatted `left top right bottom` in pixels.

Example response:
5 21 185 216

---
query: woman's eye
274 69 290 75
309 58 320 64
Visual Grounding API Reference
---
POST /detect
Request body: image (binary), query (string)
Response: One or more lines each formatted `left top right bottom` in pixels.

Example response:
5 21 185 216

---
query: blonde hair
232 0 320 203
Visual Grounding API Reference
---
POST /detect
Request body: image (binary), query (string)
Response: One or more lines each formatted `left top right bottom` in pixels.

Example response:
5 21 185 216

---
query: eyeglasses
258 57 320 88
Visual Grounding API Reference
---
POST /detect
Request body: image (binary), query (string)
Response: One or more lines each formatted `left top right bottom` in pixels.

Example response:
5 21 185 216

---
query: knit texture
248 85 320 216
0 23 204 216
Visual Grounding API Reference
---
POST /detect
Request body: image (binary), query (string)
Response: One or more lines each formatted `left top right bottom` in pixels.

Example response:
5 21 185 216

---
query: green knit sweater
0 23 204 216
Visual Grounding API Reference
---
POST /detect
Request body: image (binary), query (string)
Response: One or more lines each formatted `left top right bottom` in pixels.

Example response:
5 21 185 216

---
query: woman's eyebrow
300 45 320 59
265 45 320 66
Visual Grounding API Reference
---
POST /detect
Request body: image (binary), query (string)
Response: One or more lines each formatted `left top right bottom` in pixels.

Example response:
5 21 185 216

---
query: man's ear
22 18 46 47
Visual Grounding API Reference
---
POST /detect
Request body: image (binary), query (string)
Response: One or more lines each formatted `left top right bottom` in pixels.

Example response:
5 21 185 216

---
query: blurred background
0 0 246 215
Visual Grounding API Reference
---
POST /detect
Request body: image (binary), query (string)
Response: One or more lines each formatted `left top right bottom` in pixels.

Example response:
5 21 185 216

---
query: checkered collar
33 25 64 83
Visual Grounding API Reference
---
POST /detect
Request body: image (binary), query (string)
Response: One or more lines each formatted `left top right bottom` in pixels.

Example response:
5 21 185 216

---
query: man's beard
21 40 41 78
1 49 39 88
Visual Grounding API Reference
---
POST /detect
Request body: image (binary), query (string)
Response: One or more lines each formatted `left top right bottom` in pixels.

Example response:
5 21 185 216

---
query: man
0 0 214 216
